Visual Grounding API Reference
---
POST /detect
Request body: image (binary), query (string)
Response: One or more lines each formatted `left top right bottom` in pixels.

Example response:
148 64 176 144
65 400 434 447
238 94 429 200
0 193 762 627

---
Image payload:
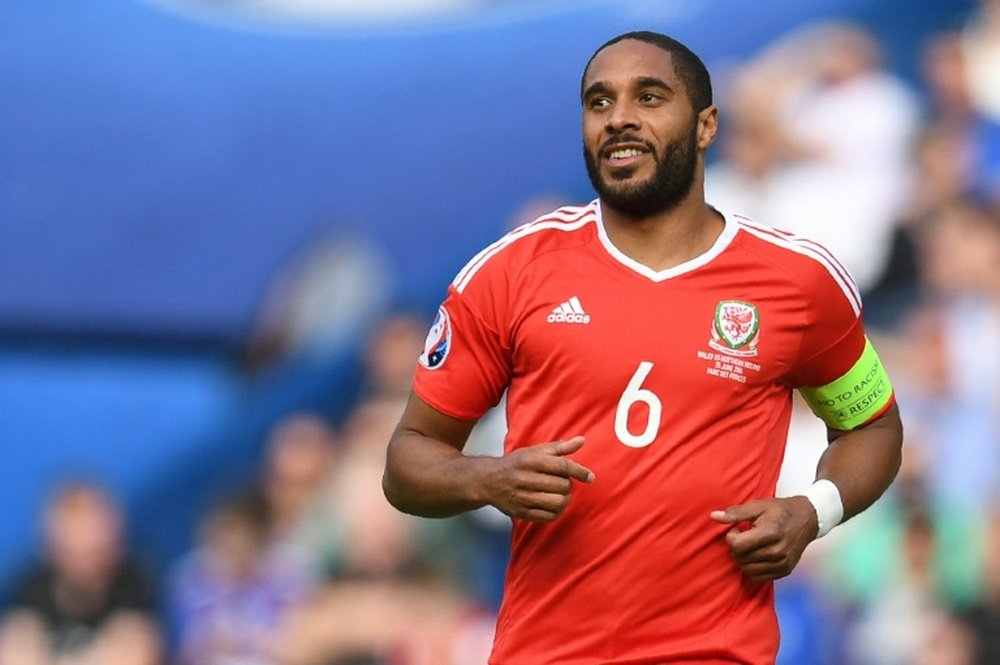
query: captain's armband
800 337 894 430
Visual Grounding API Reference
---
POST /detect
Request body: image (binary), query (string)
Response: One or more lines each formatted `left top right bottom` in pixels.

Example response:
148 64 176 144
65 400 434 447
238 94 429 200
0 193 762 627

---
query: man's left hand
710 496 819 581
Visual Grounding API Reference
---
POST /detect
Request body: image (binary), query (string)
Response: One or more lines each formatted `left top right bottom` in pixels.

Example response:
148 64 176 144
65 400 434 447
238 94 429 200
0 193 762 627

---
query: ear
696 105 719 150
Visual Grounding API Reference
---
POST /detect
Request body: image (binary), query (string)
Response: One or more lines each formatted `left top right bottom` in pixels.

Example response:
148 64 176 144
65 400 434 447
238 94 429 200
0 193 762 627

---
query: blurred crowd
0 313 498 665
706 6 1000 665
2 5 1000 665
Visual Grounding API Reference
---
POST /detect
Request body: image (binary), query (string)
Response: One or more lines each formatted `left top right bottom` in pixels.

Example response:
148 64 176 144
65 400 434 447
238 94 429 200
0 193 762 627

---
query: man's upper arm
788 253 896 433
825 400 903 444
800 335 897 432
394 391 478 451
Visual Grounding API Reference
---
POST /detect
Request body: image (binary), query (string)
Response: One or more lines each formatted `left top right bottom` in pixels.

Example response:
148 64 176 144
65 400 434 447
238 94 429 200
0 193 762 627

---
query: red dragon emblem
710 301 759 355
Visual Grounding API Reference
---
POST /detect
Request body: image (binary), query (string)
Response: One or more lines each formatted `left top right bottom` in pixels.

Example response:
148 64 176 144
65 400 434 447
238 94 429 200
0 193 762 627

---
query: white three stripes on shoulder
453 206 596 293
738 217 860 294
734 216 862 316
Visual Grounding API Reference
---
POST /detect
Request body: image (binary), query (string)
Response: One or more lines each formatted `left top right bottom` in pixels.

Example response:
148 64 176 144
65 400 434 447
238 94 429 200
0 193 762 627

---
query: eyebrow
634 76 674 93
581 80 611 101
581 76 675 102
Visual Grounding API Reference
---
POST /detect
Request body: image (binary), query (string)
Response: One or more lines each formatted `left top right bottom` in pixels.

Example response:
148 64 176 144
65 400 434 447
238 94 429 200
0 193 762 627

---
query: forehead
584 39 681 90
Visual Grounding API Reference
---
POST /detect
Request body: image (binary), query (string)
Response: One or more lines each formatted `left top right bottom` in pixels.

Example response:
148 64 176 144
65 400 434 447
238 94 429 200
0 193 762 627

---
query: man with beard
383 31 903 664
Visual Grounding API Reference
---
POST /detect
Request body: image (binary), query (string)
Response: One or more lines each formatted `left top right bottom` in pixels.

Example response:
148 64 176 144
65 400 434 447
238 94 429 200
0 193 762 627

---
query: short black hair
581 31 713 112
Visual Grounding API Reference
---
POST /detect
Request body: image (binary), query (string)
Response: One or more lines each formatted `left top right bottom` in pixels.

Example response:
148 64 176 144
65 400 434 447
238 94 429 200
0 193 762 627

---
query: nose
606 99 641 133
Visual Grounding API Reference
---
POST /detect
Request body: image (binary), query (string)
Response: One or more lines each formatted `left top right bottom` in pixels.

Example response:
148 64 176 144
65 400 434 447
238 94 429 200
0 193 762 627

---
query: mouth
603 142 651 168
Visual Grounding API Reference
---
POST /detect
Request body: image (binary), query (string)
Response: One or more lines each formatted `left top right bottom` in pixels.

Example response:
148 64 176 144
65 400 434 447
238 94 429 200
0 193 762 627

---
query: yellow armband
800 337 894 430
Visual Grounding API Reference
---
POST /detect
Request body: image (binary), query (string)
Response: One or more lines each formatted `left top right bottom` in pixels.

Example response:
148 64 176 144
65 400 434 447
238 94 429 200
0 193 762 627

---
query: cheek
582 117 604 148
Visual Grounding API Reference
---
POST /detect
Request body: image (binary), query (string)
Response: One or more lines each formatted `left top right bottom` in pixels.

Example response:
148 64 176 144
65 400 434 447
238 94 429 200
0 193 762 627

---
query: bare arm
712 403 903 580
817 401 903 520
382 393 488 518
0 611 52 665
383 392 594 521
91 612 162 665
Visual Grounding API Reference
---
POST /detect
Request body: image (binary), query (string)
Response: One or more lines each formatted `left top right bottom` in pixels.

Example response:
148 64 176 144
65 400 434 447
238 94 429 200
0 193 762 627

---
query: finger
521 491 572 514
518 508 561 522
517 474 573 496
740 562 792 581
730 543 785 565
564 458 595 483
710 500 767 524
529 454 595 483
725 524 782 557
528 436 595 482
552 436 586 456
532 436 584 456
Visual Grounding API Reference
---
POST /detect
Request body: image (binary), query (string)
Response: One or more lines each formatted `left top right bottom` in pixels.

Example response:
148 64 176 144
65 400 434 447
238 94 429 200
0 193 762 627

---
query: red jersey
414 201 870 664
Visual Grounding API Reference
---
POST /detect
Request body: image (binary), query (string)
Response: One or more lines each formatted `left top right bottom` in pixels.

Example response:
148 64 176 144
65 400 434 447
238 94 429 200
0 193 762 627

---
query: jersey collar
592 199 738 282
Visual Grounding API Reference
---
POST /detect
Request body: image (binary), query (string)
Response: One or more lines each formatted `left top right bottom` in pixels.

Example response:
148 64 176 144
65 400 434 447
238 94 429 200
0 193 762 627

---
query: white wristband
802 479 844 538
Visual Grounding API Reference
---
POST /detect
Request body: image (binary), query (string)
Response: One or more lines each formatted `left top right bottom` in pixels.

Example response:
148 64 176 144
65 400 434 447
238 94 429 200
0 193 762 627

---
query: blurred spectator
960 0 1000 202
0 482 160 665
362 313 430 400
244 230 393 370
167 490 313 665
922 22 1000 206
857 28 993 327
845 509 950 665
923 31 978 130
961 0 1000 123
261 414 338 551
273 394 492 665
861 124 967 329
279 572 492 665
704 65 792 221
908 125 976 225
707 21 921 293
917 611 977 665
964 506 1000 664
253 311 458 591
332 396 424 579
773 562 844 665
886 202 1000 510
818 433 983 622
294 392 468 581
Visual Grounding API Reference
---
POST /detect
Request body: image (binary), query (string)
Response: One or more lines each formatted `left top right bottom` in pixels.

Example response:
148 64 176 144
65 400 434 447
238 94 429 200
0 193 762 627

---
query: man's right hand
481 436 595 522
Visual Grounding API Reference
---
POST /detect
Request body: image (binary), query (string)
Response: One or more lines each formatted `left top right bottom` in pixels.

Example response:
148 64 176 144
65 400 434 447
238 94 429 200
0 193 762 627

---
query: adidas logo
547 296 591 324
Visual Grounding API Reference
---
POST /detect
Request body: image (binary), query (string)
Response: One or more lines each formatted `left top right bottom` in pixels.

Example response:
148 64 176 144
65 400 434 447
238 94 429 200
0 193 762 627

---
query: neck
599 181 724 272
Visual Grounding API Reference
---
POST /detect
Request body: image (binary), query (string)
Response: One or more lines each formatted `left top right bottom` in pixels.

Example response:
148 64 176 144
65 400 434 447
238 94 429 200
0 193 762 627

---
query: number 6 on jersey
614 361 662 448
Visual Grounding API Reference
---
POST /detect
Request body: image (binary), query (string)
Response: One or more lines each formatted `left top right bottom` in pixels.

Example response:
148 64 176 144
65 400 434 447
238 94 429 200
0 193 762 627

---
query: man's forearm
383 430 493 518
815 403 903 522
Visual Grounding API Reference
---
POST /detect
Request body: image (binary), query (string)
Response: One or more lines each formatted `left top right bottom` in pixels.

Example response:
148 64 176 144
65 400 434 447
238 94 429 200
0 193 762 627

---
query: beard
584 122 699 219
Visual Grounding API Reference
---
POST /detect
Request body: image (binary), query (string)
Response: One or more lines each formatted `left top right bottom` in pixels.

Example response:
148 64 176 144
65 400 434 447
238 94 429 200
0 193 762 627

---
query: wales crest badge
709 301 760 357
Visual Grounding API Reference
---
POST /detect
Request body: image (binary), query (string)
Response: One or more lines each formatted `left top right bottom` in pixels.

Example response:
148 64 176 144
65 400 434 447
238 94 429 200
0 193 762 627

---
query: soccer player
382 31 903 664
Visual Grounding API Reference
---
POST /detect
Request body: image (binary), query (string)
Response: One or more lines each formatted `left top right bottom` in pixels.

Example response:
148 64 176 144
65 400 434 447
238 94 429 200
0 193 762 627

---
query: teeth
610 148 642 159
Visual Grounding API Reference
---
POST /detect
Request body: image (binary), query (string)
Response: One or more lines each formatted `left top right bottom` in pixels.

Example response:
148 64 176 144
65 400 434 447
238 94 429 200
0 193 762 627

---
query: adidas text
547 312 590 324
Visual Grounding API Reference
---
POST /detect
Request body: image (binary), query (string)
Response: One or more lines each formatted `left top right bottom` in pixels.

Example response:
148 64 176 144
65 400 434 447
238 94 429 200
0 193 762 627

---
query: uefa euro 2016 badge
709 301 760 357
419 306 452 370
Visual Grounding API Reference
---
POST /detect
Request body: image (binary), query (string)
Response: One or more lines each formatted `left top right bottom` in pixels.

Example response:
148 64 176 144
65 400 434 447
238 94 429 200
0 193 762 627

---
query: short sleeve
413 271 513 421
786 258 866 389
786 252 897 429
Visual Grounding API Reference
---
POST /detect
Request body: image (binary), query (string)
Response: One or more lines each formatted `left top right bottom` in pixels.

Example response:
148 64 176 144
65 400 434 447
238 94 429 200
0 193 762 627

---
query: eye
639 92 662 104
587 97 611 110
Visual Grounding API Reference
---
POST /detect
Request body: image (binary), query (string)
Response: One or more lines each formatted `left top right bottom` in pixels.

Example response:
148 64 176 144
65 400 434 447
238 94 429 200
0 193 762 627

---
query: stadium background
2 0 999 662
